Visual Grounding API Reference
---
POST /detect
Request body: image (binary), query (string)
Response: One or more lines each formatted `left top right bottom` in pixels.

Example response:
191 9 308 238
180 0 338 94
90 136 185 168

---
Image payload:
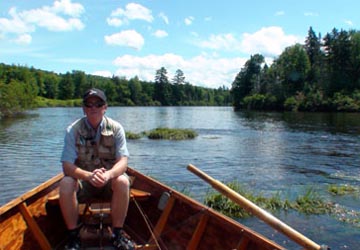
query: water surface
1 107 359 249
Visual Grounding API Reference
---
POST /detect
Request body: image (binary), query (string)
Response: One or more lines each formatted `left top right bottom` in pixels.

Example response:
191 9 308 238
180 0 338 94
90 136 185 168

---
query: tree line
0 63 231 118
1 26 360 118
231 27 360 112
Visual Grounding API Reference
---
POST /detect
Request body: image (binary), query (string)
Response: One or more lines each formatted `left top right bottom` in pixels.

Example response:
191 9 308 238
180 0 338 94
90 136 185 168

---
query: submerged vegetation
126 127 198 140
328 184 359 195
204 181 360 227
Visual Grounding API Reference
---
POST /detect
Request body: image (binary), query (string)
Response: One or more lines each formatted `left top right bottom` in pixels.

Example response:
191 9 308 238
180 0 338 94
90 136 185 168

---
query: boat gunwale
128 167 286 250
0 168 285 250
0 173 63 215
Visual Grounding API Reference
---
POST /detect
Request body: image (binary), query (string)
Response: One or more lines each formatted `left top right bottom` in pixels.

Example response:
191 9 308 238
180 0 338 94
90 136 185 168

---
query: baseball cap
83 88 107 103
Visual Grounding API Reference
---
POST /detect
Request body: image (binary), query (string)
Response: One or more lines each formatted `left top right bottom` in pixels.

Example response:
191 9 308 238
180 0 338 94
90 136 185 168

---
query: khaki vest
74 117 117 172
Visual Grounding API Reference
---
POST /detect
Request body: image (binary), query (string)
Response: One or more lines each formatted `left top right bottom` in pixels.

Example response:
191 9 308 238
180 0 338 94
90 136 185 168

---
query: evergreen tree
154 67 171 105
231 54 264 110
323 29 352 95
304 27 323 86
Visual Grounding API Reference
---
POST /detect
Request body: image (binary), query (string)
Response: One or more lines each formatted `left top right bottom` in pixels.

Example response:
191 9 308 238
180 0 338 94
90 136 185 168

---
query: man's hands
89 167 111 187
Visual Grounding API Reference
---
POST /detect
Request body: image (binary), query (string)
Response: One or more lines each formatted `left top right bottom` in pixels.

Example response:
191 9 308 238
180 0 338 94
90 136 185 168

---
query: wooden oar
187 164 329 250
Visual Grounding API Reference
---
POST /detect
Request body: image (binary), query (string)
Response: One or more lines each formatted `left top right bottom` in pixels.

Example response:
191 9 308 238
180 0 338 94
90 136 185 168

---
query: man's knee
60 176 77 194
112 175 130 191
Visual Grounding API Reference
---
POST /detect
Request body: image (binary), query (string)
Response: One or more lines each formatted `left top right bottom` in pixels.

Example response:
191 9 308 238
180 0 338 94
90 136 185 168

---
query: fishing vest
74 116 118 172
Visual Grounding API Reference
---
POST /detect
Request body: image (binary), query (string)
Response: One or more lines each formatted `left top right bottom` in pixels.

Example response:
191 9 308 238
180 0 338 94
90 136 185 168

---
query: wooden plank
186 213 209 250
148 195 175 242
130 188 151 200
18 203 51 250
237 236 250 250
47 187 150 205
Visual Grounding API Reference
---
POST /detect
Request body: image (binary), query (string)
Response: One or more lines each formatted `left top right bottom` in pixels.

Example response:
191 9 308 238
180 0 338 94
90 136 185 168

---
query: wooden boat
0 165 323 250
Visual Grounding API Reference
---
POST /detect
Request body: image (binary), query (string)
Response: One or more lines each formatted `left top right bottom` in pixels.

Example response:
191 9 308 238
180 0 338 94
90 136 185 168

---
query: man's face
83 96 107 125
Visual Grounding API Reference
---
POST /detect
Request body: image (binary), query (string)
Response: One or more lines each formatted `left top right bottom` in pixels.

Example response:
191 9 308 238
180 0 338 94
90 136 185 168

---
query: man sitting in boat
59 88 134 250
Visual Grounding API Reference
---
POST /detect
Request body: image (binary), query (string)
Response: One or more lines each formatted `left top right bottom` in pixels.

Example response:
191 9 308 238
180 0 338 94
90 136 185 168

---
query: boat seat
47 187 151 207
81 188 151 215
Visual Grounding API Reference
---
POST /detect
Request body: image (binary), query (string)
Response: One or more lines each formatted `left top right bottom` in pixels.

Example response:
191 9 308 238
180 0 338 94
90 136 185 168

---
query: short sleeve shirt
61 116 129 164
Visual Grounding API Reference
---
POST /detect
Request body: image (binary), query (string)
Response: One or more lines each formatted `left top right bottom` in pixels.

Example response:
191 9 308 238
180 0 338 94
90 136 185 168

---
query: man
59 88 134 250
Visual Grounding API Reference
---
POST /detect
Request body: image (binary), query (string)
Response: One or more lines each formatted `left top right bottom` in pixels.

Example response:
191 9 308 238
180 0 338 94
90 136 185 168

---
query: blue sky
0 0 359 89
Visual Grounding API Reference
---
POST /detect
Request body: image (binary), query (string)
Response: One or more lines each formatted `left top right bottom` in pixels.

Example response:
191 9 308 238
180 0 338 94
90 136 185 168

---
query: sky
0 0 359 89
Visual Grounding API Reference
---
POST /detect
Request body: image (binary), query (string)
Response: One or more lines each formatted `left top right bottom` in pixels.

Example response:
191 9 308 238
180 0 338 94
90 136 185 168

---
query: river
0 107 359 249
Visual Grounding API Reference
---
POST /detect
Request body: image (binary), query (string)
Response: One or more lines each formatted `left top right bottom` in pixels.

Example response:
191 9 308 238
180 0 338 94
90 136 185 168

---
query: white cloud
241 26 301 57
106 17 124 27
13 33 32 45
112 53 247 88
153 29 168 38
109 3 153 26
304 12 319 17
344 20 353 26
104 30 144 50
275 11 285 16
0 0 85 41
185 16 194 26
20 9 84 31
51 0 84 17
198 33 238 50
0 7 35 34
159 12 169 24
195 26 301 58
92 70 113 78
125 3 153 22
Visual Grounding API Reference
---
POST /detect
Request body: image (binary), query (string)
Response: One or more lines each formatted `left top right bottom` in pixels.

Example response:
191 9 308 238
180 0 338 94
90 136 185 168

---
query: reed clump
328 184 358 195
147 127 198 140
204 181 360 227
126 127 198 140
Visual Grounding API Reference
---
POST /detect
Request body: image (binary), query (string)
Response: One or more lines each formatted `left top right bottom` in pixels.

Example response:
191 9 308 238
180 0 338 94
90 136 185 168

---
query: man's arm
62 161 92 181
104 156 128 180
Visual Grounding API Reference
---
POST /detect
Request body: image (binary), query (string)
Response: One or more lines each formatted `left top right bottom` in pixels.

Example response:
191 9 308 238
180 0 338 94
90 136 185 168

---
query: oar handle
187 164 328 250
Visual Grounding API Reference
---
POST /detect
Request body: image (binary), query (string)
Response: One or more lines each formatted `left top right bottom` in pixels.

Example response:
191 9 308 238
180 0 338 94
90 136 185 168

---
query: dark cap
83 88 107 103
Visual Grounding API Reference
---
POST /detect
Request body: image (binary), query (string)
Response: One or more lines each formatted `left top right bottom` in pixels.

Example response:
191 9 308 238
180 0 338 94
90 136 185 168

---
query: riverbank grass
35 96 82 107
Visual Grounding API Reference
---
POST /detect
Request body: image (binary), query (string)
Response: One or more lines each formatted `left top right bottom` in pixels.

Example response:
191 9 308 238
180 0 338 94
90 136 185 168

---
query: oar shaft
187 164 324 250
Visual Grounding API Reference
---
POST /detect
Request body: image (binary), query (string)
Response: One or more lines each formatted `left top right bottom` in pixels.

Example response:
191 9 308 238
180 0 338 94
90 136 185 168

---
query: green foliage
147 127 198 140
293 188 333 214
284 96 299 111
125 131 144 140
231 27 360 112
331 92 360 111
0 63 231 118
124 128 198 140
0 75 38 118
328 184 358 195
243 94 278 110
204 182 360 227
231 54 265 110
35 96 82 107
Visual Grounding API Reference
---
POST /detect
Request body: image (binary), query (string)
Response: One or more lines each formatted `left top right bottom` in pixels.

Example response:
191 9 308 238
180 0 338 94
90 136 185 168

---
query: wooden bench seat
47 188 151 206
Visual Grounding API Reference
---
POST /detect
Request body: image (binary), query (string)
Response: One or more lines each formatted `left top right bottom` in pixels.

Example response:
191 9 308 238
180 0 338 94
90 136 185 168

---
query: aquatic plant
327 184 358 195
147 127 198 140
204 181 360 227
126 131 144 140
126 128 198 140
